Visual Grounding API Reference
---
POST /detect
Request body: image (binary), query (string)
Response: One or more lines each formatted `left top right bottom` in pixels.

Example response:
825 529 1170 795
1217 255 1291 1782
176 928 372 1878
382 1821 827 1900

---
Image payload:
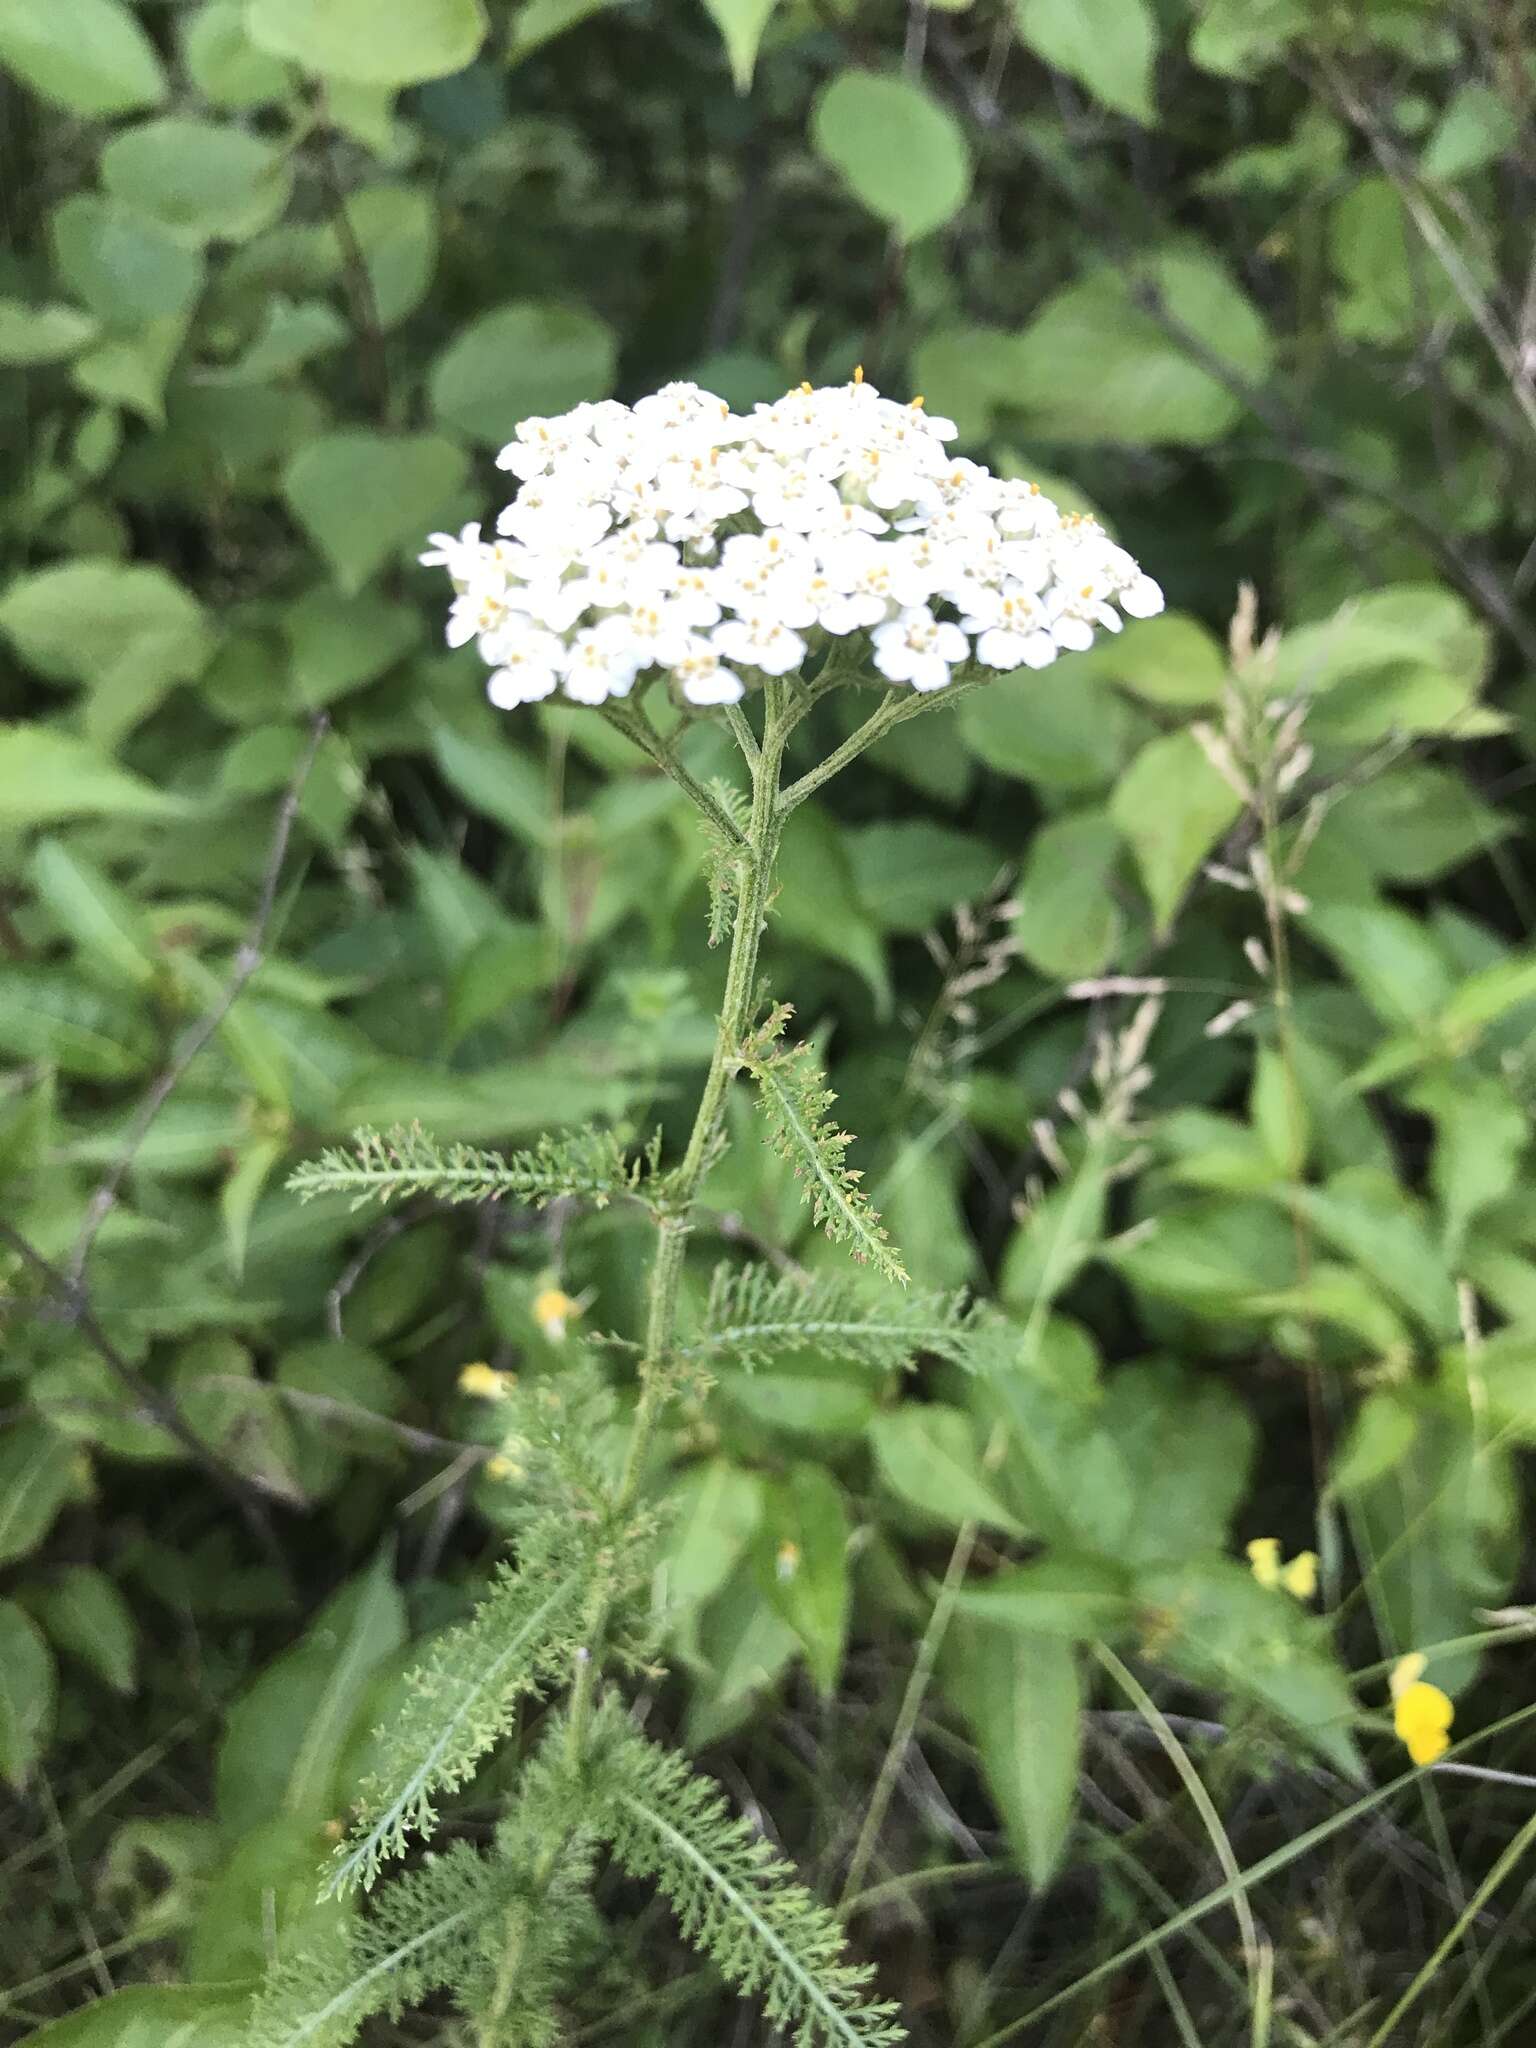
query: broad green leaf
775 803 891 1014
284 586 421 707
222 1134 286 1280
1098 1360 1255 1565
908 324 1033 443
0 726 189 827
687 1561 800 1748
186 1812 347 1982
870 1405 1027 1534
23 1984 247 2048
1421 82 1518 183
341 183 440 327
506 0 620 62
182 0 293 106
0 558 212 732
1331 178 1469 345
1081 611 1227 705
446 926 559 1046
702 0 780 91
944 1622 1081 1888
282 432 468 594
811 70 972 243
1329 1387 1418 1495
100 117 292 245
960 672 1130 791
1015 0 1158 122
1189 0 1307 77
1111 727 1242 933
276 1341 405 1499
0 0 166 115
429 300 616 444
1286 1170 1459 1337
656 1460 766 1613
1136 1556 1362 1775
0 297 97 364
72 314 191 430
29 838 160 990
1250 1042 1307 1176
217 1548 406 1833
1315 761 1509 885
34 1566 137 1693
50 194 204 326
1107 1194 1295 1316
723 1365 877 1440
431 717 553 845
0 1600 56 1788
1010 247 1273 445
1345 1393 1517 1695
1408 1069 1526 1259
247 0 488 84
1012 808 1122 979
970 1319 1133 1550
0 964 156 1079
952 1554 1135 1638
758 1465 850 1694
847 820 998 934
0 1423 75 1566
1304 900 1456 1029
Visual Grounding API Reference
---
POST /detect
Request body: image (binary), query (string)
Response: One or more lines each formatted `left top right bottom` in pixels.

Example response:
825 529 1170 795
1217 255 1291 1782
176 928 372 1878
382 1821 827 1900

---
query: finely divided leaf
288 1120 649 1212
743 1009 907 1284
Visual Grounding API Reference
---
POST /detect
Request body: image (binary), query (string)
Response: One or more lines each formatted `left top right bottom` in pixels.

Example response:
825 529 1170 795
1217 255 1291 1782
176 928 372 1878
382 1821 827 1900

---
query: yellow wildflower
533 1287 581 1342
458 1362 512 1400
1246 1537 1317 1602
484 1454 524 1483
1390 1653 1453 1767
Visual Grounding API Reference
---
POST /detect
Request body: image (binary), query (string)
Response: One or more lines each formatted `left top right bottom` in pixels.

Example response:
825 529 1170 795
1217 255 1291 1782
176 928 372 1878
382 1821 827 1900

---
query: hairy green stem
565 685 799 1766
600 699 748 847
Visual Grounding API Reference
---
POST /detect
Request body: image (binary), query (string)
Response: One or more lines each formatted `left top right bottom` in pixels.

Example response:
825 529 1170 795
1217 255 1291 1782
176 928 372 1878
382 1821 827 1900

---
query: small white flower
563 621 642 704
712 608 807 677
671 638 745 705
871 606 969 692
419 522 484 582
432 377 1158 711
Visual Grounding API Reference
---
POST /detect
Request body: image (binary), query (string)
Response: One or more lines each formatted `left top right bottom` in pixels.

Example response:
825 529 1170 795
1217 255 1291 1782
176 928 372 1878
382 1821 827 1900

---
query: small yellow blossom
533 1287 581 1342
458 1362 512 1400
1390 1653 1453 1767
1246 1537 1318 1601
775 1540 801 1582
484 1454 524 1483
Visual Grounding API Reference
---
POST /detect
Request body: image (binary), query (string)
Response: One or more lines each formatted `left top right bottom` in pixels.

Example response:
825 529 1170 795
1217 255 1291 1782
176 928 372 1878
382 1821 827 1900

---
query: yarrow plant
421 372 1163 711
257 382 1164 2048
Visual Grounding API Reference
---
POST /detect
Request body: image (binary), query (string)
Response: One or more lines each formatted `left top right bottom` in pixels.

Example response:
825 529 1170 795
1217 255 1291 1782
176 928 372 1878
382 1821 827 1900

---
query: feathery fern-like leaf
288 1122 649 1213
700 777 753 948
246 1842 501 2048
688 1262 980 1373
742 1008 907 1285
590 1717 905 2048
327 1515 598 1895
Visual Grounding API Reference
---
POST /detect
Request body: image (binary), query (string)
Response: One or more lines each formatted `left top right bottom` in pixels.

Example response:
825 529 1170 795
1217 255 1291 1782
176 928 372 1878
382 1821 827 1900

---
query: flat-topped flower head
423 376 1163 712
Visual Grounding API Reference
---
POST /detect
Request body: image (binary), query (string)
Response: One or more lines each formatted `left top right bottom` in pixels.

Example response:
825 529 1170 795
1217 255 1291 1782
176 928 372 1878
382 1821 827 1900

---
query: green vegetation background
2 0 1536 2041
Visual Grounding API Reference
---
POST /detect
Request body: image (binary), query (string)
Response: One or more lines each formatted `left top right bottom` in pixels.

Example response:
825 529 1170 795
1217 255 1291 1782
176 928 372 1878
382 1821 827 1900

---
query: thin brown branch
69 714 329 1283
0 1220 291 1581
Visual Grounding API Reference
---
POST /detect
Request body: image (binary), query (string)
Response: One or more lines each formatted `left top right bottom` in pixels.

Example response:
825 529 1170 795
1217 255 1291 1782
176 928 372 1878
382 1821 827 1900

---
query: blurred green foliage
3 0 1536 2040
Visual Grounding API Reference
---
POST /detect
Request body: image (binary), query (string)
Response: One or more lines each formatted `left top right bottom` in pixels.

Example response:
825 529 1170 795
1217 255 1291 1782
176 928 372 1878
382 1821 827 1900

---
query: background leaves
3 0 1536 2039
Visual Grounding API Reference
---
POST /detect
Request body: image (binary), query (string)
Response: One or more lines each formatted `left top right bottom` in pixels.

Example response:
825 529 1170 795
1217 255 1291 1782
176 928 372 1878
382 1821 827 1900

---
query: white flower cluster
423 375 1163 710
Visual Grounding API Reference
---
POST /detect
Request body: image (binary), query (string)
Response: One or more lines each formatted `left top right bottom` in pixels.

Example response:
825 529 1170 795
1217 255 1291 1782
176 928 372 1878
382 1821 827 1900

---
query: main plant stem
564 685 796 1765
